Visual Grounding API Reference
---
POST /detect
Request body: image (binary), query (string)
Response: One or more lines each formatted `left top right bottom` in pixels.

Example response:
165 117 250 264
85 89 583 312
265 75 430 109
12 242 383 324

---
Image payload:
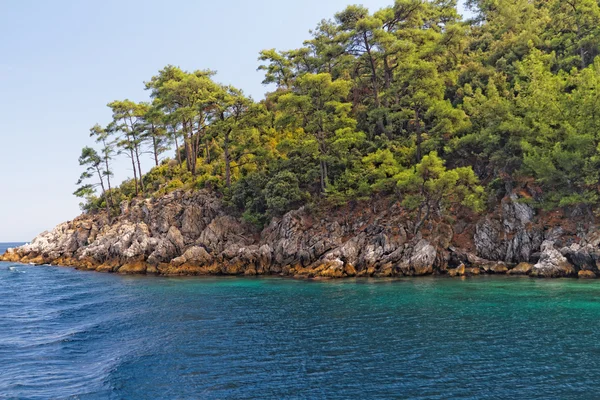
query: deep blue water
3 242 600 399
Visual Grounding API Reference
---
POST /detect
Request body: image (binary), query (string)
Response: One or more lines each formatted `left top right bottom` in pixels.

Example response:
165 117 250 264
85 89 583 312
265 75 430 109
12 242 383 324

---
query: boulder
561 243 598 272
2 186 591 280
448 263 466 277
531 241 576 278
508 262 533 276
489 262 509 274
318 258 345 278
171 246 213 267
578 270 597 279
166 226 185 254
409 240 436 276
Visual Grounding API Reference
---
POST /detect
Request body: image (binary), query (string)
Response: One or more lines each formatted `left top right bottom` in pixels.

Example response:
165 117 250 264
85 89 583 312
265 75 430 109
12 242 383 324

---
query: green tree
89 124 115 210
140 102 170 167
211 87 260 188
264 171 305 216
542 0 600 70
146 67 221 175
74 147 112 217
335 5 384 109
108 99 147 195
516 51 600 209
258 49 295 89
396 151 484 233
277 73 358 192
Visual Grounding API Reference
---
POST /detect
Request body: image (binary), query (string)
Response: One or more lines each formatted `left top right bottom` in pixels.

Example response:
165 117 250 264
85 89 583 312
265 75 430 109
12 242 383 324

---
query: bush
264 171 305 216
165 179 184 192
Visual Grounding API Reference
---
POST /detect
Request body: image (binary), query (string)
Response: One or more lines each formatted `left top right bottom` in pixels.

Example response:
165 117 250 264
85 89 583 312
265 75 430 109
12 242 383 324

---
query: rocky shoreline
2 190 600 279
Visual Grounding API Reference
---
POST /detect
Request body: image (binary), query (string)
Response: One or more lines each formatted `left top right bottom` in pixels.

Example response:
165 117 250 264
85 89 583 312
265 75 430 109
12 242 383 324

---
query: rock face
560 243 600 273
474 195 543 263
1 190 597 278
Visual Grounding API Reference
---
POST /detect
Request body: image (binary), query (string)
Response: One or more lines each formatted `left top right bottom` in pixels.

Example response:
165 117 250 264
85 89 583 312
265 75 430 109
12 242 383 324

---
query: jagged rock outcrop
1 189 598 278
560 243 600 273
474 194 543 263
531 241 577 278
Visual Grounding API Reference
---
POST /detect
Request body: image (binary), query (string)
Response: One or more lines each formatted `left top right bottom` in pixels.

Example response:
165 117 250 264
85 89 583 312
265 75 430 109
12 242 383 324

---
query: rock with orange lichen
117 262 148 274
343 264 357 277
508 263 533 276
578 270 597 279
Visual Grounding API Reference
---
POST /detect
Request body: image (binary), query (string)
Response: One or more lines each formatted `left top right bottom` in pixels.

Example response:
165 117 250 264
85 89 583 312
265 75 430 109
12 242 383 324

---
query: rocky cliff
2 190 599 278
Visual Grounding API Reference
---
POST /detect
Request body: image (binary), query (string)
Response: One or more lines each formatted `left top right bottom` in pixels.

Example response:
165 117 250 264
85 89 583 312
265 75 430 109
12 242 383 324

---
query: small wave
8 266 24 274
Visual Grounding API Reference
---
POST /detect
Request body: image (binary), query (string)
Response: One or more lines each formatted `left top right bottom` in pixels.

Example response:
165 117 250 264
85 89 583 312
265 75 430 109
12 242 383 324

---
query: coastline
0 253 532 279
3 189 599 280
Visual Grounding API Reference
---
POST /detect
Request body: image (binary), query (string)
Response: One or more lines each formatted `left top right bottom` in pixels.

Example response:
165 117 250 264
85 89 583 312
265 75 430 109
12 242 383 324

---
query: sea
2 242 600 399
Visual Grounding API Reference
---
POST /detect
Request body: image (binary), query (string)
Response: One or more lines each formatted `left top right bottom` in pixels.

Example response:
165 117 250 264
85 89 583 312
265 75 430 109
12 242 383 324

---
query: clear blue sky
0 0 469 242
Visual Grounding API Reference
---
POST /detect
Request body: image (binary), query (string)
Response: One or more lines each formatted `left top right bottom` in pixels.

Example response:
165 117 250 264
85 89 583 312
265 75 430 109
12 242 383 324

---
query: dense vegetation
76 0 600 228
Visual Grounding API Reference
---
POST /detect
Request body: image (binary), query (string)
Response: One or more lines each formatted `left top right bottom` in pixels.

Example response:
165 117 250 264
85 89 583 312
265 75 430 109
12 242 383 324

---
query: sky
0 0 470 242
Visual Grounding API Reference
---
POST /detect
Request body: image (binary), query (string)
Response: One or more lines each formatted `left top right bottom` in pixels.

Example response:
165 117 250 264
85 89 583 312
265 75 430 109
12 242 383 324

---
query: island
4 0 600 279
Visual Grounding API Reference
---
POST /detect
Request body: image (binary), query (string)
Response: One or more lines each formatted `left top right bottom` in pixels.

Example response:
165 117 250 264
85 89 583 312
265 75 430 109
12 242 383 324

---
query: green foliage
264 171 306 216
397 152 485 232
277 73 360 192
75 0 600 226
229 172 269 226
165 179 184 192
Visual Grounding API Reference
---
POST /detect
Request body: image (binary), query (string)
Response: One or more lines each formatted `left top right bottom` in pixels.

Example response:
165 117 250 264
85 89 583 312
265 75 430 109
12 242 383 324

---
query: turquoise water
2 242 600 399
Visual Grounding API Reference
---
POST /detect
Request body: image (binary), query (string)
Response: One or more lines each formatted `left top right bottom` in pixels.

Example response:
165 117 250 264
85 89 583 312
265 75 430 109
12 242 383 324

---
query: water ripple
3 244 600 399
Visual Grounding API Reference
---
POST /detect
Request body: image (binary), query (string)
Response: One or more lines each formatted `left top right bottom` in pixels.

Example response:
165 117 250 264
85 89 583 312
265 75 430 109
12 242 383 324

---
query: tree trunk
134 141 144 192
174 134 182 165
183 120 194 174
323 160 328 189
205 139 211 165
96 166 111 220
414 204 430 235
319 159 329 193
364 32 380 108
103 150 114 210
193 121 204 174
130 148 139 196
127 116 144 192
383 56 392 93
224 131 231 188
363 33 386 135
152 125 159 166
415 110 423 163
